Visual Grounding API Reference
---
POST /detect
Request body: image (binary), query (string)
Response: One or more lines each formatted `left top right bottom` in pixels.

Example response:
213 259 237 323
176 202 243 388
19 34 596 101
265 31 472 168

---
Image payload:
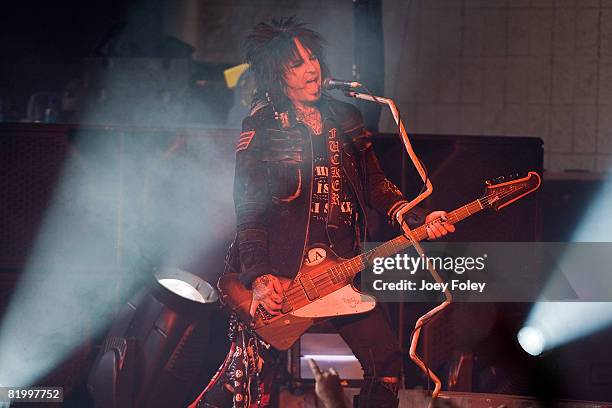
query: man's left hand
424 210 455 240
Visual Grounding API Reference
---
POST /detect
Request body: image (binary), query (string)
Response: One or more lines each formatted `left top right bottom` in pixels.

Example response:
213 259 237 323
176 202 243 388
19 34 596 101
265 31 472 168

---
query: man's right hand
249 274 284 317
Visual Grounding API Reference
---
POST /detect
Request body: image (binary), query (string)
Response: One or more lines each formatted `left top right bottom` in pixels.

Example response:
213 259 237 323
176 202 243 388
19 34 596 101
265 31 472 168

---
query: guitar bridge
257 304 274 321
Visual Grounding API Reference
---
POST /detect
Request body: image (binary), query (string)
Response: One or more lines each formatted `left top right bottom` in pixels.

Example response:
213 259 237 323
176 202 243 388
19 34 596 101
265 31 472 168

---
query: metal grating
0 130 68 267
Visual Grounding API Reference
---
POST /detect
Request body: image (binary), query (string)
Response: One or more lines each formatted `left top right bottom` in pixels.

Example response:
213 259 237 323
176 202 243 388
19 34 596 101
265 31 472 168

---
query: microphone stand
345 90 452 406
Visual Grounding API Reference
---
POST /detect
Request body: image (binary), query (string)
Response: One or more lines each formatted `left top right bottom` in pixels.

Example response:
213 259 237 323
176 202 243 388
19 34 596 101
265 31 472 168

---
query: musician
191 17 454 408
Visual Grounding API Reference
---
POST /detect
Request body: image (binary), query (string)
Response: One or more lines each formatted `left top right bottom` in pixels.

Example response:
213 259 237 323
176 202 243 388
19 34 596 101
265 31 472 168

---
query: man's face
283 38 322 105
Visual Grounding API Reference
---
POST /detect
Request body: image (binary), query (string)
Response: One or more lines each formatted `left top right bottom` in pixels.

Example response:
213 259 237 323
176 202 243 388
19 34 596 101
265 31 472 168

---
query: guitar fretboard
327 199 485 284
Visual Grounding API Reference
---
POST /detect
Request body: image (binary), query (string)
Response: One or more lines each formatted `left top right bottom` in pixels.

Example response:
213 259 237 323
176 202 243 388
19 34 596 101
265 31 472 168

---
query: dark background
1 0 611 406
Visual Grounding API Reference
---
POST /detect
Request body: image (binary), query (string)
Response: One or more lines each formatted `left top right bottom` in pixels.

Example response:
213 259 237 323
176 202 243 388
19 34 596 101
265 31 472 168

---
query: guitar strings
280 186 522 307
280 186 525 308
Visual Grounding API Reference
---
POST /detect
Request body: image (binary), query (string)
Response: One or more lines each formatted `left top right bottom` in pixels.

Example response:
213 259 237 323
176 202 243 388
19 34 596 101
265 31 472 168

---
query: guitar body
218 245 377 350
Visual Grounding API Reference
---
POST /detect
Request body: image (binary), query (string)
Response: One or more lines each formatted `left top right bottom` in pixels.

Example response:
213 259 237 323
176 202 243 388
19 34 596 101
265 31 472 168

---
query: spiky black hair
244 16 330 108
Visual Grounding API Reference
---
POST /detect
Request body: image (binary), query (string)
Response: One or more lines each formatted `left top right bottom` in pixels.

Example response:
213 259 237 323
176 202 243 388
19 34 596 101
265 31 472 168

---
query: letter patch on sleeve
235 131 256 152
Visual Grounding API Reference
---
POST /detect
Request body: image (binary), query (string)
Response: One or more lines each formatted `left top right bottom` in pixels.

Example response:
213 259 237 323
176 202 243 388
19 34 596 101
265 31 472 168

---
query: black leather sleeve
233 115 272 286
339 102 426 228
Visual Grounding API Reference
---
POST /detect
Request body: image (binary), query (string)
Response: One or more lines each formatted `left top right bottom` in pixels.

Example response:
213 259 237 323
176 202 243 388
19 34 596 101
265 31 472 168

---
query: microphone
322 78 362 91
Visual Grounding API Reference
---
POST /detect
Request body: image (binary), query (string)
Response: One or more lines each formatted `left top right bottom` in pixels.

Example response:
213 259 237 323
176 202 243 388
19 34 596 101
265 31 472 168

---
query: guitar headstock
481 171 541 211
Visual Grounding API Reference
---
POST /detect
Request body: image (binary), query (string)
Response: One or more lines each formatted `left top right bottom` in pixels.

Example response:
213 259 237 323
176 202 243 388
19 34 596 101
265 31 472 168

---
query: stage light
88 267 219 408
520 179 612 356
158 278 205 302
155 267 219 304
521 302 612 356
517 326 545 356
0 118 234 392
0 3 240 398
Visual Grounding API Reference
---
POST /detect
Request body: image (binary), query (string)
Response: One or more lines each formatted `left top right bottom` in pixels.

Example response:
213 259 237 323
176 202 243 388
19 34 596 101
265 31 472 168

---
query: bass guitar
219 171 541 350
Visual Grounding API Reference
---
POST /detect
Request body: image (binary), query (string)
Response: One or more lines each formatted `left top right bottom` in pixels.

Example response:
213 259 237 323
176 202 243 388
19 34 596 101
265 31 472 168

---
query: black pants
195 305 401 408
331 304 402 407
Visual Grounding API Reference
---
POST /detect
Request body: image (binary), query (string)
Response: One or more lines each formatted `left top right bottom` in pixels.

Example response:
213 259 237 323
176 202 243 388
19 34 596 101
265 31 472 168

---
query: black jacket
229 96 425 286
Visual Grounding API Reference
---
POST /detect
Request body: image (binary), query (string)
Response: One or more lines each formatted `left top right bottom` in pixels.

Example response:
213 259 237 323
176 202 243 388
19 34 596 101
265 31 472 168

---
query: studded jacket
229 96 425 286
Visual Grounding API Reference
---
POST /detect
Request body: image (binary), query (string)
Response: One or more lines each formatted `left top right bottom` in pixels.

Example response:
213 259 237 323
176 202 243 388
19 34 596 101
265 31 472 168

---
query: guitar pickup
299 275 320 301
281 300 293 314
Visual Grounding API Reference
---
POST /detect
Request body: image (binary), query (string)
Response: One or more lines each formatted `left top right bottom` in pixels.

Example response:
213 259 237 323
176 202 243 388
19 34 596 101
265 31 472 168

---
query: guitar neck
327 198 485 283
